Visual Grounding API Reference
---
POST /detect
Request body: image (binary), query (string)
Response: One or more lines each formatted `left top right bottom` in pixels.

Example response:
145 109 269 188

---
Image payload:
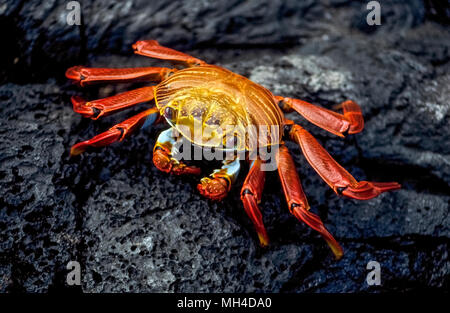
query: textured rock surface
0 0 449 292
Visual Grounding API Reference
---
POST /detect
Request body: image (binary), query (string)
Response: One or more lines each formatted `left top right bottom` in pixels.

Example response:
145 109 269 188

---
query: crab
65 40 400 259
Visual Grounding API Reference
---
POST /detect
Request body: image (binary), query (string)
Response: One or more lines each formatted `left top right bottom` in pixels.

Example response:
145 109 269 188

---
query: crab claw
197 177 229 201
153 147 201 176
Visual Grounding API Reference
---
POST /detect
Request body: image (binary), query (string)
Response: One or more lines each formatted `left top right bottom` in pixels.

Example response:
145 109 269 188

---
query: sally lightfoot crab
66 40 400 259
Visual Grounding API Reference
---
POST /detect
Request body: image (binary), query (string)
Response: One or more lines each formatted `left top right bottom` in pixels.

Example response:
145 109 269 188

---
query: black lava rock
0 0 449 292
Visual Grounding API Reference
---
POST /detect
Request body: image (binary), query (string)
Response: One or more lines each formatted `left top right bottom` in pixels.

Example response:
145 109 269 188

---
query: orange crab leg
132 40 205 66
240 159 269 247
276 145 343 259
71 86 155 120
290 124 401 200
66 66 174 87
70 108 159 156
275 96 364 137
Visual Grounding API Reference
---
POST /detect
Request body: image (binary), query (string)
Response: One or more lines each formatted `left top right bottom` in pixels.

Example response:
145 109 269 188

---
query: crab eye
164 107 176 120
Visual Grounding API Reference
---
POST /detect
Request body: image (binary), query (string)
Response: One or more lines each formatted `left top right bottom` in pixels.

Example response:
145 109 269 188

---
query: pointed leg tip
328 241 344 260
70 96 98 119
70 95 88 109
70 144 86 156
133 40 158 53
65 66 85 83
342 181 401 200
377 181 401 191
70 149 82 157
318 225 343 260
257 233 270 247
290 205 344 260
319 225 343 260
65 66 79 78
334 252 344 261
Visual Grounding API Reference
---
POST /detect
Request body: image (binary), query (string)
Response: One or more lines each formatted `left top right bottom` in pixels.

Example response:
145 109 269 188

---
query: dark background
0 0 449 292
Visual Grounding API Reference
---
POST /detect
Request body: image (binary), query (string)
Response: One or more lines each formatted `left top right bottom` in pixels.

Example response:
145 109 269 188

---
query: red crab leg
132 40 205 66
276 145 343 259
240 159 269 247
66 66 175 87
275 96 364 137
290 124 401 200
70 108 159 156
71 86 155 120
